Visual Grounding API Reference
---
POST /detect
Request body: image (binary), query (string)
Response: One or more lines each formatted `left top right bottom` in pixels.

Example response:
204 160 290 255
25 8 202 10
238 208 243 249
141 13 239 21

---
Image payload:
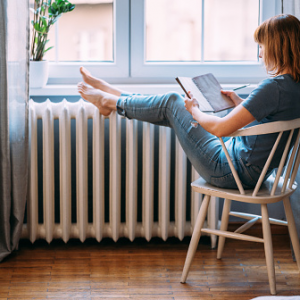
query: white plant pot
30 60 49 88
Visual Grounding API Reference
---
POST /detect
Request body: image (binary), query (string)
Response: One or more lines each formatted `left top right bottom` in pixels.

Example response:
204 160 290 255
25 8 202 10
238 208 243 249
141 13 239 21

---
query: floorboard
0 225 299 299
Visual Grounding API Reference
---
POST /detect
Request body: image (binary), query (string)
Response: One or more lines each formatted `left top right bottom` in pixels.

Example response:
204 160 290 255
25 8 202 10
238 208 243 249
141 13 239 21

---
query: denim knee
163 92 184 112
164 91 183 103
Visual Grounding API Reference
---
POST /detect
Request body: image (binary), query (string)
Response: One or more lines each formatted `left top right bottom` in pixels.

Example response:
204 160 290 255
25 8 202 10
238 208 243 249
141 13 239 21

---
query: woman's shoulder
249 77 279 99
260 74 300 88
258 77 279 88
249 77 279 98
256 74 300 96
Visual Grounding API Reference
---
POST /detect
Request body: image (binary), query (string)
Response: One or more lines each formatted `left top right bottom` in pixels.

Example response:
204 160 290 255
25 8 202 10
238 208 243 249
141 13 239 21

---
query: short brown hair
254 14 300 82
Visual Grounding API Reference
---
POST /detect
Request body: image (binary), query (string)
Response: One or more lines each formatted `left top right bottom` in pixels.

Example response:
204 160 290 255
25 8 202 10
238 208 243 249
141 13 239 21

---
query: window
131 0 281 83
42 0 129 83
38 0 281 84
145 0 259 62
43 0 114 62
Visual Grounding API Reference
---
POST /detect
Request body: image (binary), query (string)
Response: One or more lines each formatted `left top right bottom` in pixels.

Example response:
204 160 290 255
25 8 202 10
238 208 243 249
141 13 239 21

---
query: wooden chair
180 118 300 295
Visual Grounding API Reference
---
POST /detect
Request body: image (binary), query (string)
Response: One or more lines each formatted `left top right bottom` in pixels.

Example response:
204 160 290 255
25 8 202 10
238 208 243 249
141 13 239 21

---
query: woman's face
259 43 277 73
259 44 264 60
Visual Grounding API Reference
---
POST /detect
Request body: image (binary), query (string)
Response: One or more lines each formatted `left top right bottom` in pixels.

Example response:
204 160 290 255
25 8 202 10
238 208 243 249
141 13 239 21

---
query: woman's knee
165 91 183 101
163 92 184 109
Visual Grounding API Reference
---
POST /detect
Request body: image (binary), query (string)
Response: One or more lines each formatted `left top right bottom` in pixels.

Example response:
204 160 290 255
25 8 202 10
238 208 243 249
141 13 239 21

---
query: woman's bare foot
79 66 123 97
77 82 118 116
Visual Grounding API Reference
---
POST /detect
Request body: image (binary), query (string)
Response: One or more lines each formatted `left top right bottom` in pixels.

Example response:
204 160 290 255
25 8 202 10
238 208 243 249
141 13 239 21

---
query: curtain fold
0 0 29 262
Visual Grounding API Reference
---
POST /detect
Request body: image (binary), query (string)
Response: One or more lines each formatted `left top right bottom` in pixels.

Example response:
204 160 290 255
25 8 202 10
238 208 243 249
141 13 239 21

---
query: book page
192 73 234 112
176 77 213 111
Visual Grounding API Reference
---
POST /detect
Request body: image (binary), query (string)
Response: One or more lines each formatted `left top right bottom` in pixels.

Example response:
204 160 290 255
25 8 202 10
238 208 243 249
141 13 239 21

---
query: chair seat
191 175 297 204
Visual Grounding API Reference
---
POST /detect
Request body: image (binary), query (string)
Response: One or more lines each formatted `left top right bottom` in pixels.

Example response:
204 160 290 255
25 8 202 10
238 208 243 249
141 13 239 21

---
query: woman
77 14 300 189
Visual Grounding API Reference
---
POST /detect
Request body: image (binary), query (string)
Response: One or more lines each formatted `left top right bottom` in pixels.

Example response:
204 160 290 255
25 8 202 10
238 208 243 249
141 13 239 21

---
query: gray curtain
0 0 29 262
282 0 300 251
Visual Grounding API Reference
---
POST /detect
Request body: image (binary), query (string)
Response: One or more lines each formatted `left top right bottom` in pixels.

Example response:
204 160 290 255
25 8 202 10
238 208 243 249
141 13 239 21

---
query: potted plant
30 0 75 88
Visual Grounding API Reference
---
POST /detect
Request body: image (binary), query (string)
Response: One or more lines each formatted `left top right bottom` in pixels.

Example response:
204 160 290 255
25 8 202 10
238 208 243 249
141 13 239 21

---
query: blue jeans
117 92 261 189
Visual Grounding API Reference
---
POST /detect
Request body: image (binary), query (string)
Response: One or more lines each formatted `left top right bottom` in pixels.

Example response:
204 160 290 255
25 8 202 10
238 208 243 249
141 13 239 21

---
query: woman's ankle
103 94 118 111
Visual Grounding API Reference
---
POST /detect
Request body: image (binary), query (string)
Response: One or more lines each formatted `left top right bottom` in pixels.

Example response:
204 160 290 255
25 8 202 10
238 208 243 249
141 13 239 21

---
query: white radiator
22 99 219 246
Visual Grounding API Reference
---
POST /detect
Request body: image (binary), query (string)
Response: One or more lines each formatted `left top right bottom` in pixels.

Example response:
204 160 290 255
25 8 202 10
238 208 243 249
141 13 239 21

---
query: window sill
30 83 256 97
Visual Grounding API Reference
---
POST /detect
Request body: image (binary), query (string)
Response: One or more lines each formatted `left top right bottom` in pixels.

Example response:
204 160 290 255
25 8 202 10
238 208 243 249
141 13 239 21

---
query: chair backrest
219 118 300 196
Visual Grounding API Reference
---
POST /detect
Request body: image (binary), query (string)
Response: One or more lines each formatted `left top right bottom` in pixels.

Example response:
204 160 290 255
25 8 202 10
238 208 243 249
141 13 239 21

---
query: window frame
46 0 281 85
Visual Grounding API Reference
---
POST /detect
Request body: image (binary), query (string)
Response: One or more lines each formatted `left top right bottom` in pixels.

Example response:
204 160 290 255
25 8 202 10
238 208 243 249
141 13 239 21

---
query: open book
176 73 234 112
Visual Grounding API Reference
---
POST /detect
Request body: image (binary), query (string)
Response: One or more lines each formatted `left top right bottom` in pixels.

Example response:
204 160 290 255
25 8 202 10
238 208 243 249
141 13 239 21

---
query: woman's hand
221 90 244 106
183 90 255 137
184 92 199 116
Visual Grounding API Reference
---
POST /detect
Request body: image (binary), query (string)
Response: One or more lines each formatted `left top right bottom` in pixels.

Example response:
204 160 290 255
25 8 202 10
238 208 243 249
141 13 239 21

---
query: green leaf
41 16 48 28
34 23 41 32
52 2 58 11
68 4 75 11
59 3 66 13
48 6 55 15
33 22 47 34
43 46 54 54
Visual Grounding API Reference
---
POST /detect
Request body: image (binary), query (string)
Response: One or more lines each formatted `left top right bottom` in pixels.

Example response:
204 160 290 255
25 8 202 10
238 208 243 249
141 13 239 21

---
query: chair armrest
228 118 300 137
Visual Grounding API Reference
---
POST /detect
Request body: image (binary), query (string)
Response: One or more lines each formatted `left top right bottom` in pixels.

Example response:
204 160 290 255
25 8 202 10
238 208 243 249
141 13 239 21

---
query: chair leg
217 199 232 259
208 196 219 249
181 194 210 283
283 197 300 270
261 204 276 295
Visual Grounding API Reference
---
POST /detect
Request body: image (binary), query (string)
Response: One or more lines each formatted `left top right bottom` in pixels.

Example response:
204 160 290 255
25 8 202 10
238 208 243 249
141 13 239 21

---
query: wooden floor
0 225 299 300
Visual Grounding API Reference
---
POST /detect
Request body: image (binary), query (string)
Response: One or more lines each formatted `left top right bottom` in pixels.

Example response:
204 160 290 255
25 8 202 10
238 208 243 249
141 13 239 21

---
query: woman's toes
80 66 89 76
77 81 84 89
80 67 93 81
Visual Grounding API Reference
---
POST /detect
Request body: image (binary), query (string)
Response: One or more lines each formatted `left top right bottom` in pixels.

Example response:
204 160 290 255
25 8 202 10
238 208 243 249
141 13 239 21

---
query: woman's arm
185 91 255 137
